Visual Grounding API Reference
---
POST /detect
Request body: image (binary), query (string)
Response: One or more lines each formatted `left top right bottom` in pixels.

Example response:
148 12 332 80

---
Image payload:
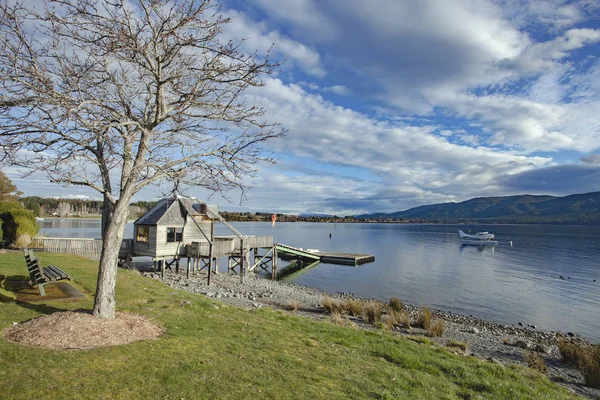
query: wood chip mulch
4 310 163 350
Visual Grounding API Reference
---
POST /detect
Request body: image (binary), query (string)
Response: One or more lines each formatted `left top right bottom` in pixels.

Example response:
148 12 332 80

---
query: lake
37 219 600 341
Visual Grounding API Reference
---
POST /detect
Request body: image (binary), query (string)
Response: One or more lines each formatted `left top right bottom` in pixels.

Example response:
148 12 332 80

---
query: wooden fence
31 237 103 260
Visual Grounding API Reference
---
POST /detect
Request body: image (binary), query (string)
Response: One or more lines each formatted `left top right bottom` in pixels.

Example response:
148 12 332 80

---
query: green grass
0 253 579 399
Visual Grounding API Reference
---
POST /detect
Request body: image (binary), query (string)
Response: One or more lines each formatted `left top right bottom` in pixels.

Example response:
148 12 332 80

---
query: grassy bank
0 253 577 399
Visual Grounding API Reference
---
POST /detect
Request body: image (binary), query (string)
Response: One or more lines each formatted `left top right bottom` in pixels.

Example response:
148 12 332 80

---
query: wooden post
253 248 258 274
240 238 245 284
175 258 180 274
160 260 165 279
207 242 214 286
153 259 157 273
214 257 219 274
272 244 278 280
186 257 190 279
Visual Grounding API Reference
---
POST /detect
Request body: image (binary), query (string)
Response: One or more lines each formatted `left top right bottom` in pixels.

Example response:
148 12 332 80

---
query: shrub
397 310 411 328
287 300 301 312
363 301 383 325
386 309 410 329
0 201 39 247
382 314 397 330
331 311 343 325
558 339 600 388
524 352 547 375
341 298 363 316
387 297 403 312
330 312 355 327
14 233 32 248
416 307 432 330
428 319 445 337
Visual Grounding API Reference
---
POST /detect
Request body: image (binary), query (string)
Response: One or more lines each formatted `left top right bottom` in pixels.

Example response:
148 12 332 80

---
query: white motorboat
458 230 497 243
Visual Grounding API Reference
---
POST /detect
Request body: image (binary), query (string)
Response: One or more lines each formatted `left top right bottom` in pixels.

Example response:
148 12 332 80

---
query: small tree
0 0 283 318
0 170 20 200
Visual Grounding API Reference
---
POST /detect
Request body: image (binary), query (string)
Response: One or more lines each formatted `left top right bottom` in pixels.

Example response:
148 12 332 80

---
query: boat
458 230 498 244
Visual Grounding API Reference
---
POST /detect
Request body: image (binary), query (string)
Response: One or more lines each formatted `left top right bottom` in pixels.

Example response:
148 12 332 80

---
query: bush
322 296 341 314
387 297 403 312
287 300 301 312
558 338 600 388
416 307 432 330
524 352 547 375
0 201 39 247
363 301 383 325
341 298 363 316
389 310 410 329
428 319 445 337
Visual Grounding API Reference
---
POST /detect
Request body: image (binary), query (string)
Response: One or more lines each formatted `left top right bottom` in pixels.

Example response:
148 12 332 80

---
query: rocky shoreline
143 269 599 399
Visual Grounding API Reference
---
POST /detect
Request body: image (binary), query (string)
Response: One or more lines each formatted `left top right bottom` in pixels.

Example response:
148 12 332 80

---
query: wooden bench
24 248 71 296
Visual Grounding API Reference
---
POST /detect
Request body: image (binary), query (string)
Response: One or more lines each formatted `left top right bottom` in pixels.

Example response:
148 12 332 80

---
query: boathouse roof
133 196 215 226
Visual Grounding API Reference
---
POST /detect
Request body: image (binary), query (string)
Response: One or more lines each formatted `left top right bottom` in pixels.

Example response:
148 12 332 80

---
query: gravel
144 269 599 399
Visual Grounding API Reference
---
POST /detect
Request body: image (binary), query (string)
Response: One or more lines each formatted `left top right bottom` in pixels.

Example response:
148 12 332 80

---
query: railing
30 237 103 260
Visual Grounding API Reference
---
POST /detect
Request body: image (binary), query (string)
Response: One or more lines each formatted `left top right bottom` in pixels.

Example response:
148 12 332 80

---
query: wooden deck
275 244 375 266
318 251 375 266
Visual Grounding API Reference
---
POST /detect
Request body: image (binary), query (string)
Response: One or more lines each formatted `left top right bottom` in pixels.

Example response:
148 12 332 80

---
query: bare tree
0 0 283 318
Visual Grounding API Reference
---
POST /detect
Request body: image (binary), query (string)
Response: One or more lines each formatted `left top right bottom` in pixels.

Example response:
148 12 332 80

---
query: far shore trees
0 0 283 318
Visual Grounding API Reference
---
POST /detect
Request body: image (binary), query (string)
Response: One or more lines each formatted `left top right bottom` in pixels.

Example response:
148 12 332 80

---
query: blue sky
5 0 600 215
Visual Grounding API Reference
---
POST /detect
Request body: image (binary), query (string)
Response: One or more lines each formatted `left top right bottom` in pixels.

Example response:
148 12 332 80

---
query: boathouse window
167 227 183 242
136 226 149 243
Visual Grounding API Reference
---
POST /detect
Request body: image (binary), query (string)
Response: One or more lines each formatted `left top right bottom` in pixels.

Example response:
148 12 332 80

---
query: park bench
23 248 71 296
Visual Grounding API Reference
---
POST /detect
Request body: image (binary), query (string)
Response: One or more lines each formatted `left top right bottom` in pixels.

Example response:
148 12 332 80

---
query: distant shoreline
36 216 600 227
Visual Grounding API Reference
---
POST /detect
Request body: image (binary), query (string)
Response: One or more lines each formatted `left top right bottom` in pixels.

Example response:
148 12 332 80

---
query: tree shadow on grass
0 274 78 315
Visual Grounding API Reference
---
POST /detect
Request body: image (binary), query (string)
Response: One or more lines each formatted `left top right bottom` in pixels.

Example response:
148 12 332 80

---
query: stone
518 322 523 326
533 344 551 354
181 300 191 307
206 292 215 297
530 325 537 329
567 332 575 337
213 305 219 310
471 327 480 334
216 293 222 299
514 340 531 349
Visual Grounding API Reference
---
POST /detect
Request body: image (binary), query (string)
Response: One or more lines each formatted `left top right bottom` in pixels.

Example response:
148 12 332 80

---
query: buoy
509 241 513 247
329 233 332 238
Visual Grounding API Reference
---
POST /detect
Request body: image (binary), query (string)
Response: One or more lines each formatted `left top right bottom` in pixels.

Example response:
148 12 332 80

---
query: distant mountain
358 192 600 225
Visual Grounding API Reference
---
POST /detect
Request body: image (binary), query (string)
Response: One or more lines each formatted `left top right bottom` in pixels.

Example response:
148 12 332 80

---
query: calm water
38 219 600 341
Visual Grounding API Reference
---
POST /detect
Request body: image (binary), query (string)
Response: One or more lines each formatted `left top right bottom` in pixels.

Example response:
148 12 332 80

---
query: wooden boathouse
118 196 277 283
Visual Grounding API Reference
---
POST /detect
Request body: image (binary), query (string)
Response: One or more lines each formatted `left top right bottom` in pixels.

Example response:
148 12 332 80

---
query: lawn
0 252 577 399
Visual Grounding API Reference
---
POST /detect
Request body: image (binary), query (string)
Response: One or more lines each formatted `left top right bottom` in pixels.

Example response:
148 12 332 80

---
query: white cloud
244 78 553 211
323 85 352 96
220 9 326 77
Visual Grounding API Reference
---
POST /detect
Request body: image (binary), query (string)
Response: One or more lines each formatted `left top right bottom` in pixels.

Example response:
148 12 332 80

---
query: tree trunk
92 198 130 318
101 195 114 239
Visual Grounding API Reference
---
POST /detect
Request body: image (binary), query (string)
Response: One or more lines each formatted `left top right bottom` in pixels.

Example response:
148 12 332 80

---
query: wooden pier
318 251 375 265
275 243 375 266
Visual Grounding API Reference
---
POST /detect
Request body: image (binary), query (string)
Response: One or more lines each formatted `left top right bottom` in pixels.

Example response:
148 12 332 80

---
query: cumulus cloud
220 9 326 77
242 78 553 212
323 85 352 96
249 0 600 155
